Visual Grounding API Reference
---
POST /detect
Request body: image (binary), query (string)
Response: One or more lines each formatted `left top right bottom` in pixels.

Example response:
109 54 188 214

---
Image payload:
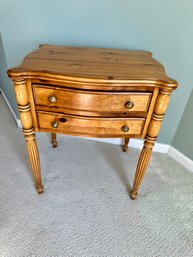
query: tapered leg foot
25 133 43 194
130 190 138 200
131 139 153 199
123 138 130 152
51 133 57 148
36 184 44 194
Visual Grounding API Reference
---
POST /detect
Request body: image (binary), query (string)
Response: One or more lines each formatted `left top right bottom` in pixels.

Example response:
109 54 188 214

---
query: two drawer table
8 45 177 199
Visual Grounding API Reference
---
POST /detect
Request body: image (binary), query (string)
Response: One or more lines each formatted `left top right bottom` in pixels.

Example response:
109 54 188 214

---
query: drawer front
37 111 145 137
33 85 151 114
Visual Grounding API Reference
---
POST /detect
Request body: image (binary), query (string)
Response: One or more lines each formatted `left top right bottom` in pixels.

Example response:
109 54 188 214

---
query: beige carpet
0 94 193 257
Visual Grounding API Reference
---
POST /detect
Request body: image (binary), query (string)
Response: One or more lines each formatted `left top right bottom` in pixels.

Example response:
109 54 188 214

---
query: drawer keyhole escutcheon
125 101 134 109
52 121 58 128
48 95 57 103
59 117 67 123
121 125 129 133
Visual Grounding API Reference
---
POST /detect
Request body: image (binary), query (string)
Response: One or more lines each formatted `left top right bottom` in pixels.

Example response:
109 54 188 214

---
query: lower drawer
37 111 145 138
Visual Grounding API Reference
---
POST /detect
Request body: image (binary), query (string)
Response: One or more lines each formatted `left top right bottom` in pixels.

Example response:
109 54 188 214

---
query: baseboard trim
81 137 169 153
84 138 193 172
130 139 169 153
168 146 193 172
16 118 22 128
0 89 21 127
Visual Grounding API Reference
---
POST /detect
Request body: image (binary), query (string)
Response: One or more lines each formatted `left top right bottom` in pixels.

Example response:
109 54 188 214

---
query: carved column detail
130 89 172 200
14 80 43 194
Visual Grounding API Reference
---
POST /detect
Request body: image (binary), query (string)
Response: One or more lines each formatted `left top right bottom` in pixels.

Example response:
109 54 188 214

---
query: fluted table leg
14 80 43 194
25 131 43 193
130 89 172 200
130 138 154 200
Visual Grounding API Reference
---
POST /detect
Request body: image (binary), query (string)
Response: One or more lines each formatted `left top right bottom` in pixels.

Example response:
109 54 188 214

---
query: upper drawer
33 85 152 114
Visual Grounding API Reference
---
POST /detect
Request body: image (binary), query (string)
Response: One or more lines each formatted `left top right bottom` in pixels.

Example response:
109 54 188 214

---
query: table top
8 44 177 88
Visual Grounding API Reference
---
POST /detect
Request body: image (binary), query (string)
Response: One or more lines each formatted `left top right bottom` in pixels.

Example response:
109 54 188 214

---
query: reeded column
130 89 172 200
14 79 43 193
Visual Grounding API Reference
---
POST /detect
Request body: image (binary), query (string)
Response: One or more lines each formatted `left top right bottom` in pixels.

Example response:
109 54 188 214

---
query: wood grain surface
8 45 177 88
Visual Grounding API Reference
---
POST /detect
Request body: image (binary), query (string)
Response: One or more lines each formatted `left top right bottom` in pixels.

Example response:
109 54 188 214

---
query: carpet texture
0 95 193 257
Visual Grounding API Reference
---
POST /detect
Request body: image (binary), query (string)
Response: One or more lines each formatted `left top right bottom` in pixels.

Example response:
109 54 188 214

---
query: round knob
48 95 57 103
121 125 129 133
125 101 134 109
52 121 58 128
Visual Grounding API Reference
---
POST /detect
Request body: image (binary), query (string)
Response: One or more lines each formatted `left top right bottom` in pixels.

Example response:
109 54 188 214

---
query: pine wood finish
7 44 177 199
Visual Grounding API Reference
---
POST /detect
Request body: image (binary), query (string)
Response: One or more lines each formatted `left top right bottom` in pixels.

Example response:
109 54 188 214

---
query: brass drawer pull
121 125 129 132
48 95 57 103
52 121 58 128
125 101 134 109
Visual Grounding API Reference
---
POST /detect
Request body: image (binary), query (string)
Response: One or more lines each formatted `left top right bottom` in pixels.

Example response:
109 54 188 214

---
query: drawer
37 111 145 138
33 85 152 114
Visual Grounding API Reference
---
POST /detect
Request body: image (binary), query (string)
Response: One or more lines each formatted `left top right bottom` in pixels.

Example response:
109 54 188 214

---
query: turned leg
123 138 130 152
14 80 43 194
51 133 57 148
130 137 154 200
130 89 172 200
25 131 43 193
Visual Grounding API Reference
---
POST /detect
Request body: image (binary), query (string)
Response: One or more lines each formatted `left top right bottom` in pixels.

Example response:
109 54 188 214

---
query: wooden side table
8 45 177 199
